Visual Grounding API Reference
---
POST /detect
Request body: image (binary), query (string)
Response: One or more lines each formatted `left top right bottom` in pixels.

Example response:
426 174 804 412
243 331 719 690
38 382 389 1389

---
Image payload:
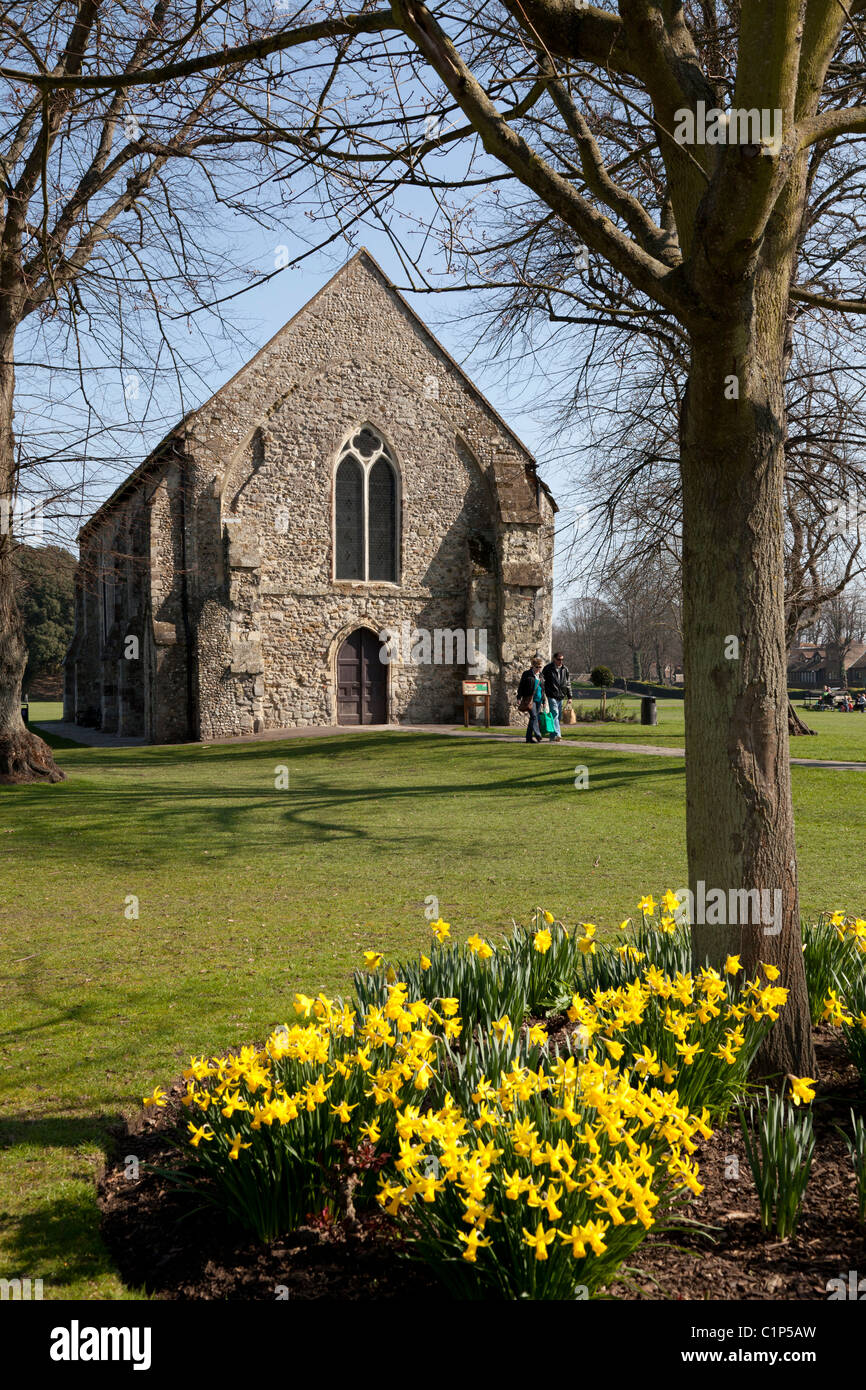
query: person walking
517 655 546 743
541 651 572 743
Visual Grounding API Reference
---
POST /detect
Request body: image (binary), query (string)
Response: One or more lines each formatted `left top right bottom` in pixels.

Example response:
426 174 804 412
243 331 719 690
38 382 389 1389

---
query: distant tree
553 594 614 676
590 664 614 718
818 587 866 688
13 546 76 688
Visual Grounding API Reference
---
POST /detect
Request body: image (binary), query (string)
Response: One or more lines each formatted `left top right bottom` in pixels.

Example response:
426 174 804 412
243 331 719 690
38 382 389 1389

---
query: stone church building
64 251 556 741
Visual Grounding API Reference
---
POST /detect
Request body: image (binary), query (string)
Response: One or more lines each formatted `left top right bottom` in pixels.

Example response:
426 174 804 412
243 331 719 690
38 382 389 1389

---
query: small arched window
334 427 399 582
250 428 265 468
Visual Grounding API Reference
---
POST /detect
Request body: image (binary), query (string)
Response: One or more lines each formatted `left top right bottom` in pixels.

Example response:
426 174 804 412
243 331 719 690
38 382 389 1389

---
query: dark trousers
525 702 542 741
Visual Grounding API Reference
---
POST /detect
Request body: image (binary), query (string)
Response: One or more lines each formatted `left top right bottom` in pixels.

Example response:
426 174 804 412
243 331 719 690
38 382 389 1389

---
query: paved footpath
33 719 866 769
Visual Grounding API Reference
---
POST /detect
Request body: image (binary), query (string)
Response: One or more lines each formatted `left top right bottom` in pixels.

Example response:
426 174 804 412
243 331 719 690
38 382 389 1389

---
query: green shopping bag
538 709 555 736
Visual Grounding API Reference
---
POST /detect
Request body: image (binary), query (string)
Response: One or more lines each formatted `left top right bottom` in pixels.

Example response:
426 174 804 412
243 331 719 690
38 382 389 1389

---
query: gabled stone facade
65 251 556 740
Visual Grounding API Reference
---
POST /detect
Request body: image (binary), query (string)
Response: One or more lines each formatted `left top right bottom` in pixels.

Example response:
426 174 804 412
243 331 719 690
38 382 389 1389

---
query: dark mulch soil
98 1028 865 1300
607 1027 866 1300
98 1088 441 1301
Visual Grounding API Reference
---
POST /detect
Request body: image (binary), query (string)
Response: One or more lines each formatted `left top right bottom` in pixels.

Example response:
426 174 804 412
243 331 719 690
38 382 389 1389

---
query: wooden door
336 629 387 725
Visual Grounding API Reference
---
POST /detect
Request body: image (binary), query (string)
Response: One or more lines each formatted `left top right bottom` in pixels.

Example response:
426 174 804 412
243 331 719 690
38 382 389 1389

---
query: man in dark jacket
517 655 545 743
541 652 572 742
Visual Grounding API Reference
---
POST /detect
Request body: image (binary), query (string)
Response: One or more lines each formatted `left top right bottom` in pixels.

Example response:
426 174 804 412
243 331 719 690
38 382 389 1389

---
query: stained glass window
335 455 364 579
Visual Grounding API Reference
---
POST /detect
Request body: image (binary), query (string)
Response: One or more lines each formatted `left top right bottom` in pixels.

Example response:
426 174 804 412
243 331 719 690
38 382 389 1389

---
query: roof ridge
80 248 546 536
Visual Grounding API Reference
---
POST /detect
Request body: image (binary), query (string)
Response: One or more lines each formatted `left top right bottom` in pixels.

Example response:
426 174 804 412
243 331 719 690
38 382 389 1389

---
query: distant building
787 642 866 687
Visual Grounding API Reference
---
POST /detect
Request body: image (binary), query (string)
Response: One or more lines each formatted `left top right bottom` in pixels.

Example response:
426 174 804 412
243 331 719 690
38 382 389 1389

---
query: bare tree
818 586 866 684
0 0 380 780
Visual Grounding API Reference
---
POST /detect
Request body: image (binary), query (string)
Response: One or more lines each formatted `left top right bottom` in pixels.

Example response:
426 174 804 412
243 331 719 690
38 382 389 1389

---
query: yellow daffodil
293 992 315 1019
522 1222 558 1261
458 1228 493 1262
789 1076 816 1106
187 1122 213 1147
228 1133 252 1160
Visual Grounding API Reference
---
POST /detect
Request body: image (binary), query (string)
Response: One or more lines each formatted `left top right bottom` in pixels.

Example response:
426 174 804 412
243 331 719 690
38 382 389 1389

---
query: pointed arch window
334 428 399 582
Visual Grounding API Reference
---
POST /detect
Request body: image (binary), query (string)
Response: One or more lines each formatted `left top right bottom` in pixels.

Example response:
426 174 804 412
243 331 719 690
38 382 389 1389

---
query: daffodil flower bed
353 901 693 1029
143 896 805 1298
151 989 458 1241
375 1028 713 1299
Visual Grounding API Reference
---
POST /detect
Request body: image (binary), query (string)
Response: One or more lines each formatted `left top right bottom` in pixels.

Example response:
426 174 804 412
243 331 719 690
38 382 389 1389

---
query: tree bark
0 324 66 785
682 307 815 1079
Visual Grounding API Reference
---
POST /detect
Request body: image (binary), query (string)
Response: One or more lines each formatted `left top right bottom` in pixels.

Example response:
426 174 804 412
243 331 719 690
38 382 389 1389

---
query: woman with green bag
516 655 546 743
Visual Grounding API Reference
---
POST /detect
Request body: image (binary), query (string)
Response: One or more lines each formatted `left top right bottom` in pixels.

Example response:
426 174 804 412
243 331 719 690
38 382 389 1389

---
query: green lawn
1 728 864 1298
28 701 63 721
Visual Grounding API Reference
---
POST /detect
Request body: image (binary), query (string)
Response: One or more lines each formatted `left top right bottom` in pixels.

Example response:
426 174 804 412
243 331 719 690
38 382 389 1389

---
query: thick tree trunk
787 699 817 737
681 313 815 1079
0 327 66 786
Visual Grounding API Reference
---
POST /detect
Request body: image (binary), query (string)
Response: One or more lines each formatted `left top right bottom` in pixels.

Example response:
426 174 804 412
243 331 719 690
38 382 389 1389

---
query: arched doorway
336 629 388 725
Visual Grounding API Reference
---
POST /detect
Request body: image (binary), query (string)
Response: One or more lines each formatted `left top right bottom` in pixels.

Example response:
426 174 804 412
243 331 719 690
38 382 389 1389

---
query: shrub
737 1085 815 1237
570 699 636 724
590 665 614 716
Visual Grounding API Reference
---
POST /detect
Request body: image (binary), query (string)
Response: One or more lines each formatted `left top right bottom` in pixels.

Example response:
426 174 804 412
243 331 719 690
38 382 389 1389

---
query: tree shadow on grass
38 728 682 770
0 999 105 1048
0 1112 124 1154
0 1113 132 1294
4 739 683 862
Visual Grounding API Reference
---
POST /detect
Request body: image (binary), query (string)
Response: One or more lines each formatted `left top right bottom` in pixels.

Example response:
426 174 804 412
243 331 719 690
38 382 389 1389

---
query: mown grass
1 728 864 1298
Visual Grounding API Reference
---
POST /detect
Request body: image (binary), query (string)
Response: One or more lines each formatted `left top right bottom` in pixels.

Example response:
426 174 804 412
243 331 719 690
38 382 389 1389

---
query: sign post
462 680 490 727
